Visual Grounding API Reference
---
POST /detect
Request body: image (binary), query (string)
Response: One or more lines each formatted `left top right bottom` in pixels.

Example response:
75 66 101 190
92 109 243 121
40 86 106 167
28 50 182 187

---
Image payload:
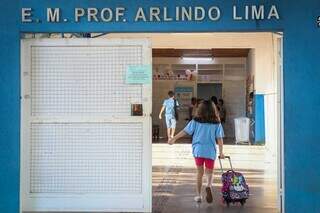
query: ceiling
152 48 250 58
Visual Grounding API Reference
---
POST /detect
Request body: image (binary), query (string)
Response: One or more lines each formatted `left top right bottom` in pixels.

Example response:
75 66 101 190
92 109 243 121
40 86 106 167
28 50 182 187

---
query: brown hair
168 91 174 98
194 100 220 124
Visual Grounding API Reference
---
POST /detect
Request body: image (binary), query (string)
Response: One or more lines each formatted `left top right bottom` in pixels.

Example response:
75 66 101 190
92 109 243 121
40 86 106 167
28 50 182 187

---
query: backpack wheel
240 199 246 206
226 202 230 207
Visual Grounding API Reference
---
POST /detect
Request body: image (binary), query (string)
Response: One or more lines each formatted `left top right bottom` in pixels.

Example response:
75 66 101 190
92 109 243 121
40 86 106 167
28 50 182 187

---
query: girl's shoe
205 187 213 203
194 196 202 203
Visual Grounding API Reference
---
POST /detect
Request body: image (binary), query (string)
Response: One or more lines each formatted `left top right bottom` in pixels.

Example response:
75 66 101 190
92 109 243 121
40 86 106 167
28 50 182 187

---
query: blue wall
0 0 20 212
0 0 320 212
255 95 265 144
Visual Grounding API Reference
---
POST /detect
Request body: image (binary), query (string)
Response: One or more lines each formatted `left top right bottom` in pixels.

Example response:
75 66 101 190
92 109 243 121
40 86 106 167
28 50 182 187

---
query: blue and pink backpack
219 156 249 206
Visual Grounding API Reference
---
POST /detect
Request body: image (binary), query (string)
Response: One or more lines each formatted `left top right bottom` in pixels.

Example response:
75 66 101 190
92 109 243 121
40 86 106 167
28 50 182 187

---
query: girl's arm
216 138 225 158
168 130 187 145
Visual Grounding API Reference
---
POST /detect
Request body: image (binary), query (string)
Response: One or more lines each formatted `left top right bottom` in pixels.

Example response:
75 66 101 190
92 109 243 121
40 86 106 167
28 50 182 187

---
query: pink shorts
194 157 215 169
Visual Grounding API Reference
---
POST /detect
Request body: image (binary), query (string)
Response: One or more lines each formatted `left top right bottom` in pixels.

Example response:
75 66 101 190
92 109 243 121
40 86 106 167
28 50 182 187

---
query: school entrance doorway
20 32 283 212
117 32 282 213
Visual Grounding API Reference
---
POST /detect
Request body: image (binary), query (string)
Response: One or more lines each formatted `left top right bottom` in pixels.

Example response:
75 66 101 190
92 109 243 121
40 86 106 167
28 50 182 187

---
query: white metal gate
20 39 152 212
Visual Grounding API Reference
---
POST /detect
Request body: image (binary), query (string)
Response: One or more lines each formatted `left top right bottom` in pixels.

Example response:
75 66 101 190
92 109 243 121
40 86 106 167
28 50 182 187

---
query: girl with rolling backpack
168 100 224 203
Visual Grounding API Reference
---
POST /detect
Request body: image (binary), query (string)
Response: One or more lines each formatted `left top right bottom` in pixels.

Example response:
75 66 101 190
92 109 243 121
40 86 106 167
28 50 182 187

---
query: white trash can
234 117 250 144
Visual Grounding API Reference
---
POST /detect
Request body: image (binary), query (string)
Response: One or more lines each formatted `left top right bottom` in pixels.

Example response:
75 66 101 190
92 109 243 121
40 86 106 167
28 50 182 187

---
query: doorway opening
197 83 222 101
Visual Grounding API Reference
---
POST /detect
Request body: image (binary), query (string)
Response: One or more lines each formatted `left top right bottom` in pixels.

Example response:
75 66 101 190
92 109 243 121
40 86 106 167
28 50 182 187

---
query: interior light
181 57 213 61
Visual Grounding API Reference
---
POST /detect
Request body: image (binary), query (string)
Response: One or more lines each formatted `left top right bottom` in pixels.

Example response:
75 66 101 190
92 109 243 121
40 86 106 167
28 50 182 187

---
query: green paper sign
126 65 152 84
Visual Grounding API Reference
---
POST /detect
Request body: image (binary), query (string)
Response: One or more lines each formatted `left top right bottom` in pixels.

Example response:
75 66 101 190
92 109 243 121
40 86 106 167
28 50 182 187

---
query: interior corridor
152 144 278 213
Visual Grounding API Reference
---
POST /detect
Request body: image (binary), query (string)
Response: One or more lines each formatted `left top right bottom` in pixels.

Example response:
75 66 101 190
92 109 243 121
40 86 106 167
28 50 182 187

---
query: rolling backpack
218 156 249 206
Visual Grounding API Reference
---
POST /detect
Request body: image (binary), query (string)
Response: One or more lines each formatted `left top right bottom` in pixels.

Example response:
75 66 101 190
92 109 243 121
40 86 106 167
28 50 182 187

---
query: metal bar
218 156 233 173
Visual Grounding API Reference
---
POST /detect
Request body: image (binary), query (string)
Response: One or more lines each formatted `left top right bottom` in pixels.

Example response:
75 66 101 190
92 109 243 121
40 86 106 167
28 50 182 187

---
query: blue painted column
0 1 20 212
254 94 265 144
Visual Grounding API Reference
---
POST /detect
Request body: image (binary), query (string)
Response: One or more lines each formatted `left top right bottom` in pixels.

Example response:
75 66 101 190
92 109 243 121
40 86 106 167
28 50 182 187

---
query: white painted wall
247 49 255 80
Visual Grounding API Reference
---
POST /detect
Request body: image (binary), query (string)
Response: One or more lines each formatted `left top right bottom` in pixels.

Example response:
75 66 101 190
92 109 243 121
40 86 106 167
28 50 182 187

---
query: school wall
0 0 20 212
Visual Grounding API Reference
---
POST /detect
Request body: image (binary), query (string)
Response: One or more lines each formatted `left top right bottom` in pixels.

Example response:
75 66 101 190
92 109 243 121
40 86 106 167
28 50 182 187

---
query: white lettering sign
75 8 85 22
268 5 280 20
116 7 125 22
22 8 32 22
252 5 264 20
101 8 113 22
87 8 99 22
194 7 205 21
233 5 280 20
47 8 60 22
135 7 146 22
163 7 173 21
208 6 220 21
21 5 281 24
150 7 161 22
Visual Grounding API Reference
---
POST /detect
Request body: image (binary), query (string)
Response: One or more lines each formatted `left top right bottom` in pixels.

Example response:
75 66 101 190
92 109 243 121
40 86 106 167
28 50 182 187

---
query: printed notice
126 65 152 84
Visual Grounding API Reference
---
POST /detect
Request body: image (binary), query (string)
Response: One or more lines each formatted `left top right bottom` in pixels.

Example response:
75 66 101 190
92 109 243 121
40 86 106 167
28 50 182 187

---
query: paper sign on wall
126 65 152 84
175 87 194 109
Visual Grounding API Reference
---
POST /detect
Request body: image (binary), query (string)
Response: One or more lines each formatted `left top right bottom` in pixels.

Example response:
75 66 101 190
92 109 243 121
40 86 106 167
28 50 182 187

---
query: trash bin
234 117 250 144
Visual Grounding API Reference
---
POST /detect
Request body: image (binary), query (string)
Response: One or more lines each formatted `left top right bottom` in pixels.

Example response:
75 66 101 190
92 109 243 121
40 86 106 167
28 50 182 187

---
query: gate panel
21 39 152 212
30 123 143 194
30 46 143 116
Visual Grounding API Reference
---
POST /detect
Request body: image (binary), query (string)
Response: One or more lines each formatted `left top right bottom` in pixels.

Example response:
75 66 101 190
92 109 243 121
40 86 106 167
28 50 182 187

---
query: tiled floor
24 144 278 213
152 144 279 213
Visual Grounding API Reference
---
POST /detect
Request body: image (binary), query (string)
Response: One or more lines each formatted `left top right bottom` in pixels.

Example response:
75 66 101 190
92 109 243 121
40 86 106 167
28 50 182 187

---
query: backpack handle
218 156 233 173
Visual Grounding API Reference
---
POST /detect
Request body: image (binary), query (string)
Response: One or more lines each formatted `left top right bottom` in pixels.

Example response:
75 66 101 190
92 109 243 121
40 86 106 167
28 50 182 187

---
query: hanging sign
126 65 152 84
175 87 194 109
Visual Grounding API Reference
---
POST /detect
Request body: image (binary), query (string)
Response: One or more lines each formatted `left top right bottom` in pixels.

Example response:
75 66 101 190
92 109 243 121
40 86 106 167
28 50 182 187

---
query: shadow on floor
153 166 278 213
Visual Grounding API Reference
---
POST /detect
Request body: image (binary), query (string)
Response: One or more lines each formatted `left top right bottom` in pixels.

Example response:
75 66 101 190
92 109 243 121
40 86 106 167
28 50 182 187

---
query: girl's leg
205 169 213 187
205 169 214 203
196 166 204 196
167 128 171 139
204 159 215 203
165 117 171 139
171 119 176 138
171 128 176 138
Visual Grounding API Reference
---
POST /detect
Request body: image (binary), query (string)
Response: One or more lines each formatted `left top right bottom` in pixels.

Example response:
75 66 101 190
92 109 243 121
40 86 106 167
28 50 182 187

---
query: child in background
218 98 227 124
159 91 179 139
168 100 225 203
188 97 197 121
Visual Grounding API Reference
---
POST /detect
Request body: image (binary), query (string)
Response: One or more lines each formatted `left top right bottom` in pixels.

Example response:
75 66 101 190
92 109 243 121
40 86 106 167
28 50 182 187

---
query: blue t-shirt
184 120 224 160
163 98 179 118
